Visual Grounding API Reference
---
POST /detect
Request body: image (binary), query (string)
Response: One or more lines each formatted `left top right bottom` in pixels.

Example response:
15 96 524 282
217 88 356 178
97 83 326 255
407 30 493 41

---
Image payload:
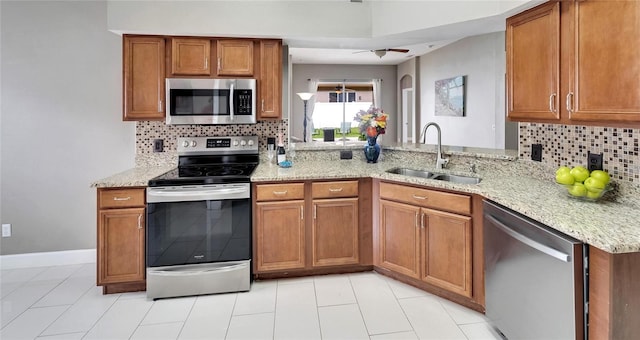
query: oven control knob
191 141 197 147
240 140 247 146
182 141 189 147
247 140 254 146
233 140 239 146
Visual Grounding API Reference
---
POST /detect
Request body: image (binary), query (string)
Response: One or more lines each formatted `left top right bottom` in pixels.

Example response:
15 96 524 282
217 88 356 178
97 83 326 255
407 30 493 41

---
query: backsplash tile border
519 123 638 184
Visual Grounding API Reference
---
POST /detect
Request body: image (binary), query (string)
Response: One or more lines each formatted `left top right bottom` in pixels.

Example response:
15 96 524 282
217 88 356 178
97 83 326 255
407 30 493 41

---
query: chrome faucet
420 122 449 170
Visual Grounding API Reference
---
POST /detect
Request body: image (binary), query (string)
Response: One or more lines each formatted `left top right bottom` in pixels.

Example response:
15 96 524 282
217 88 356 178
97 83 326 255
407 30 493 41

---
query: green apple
556 166 571 175
570 166 590 183
556 171 575 185
589 170 610 185
568 183 587 197
584 177 606 192
586 190 602 199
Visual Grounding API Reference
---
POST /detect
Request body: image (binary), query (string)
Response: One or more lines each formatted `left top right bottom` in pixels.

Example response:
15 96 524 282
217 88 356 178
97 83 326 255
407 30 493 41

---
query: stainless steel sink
386 168 436 179
386 167 481 184
431 174 481 184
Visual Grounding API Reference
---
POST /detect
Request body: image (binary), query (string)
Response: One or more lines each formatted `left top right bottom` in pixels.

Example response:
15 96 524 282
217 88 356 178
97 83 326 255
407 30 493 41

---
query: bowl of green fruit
555 166 612 201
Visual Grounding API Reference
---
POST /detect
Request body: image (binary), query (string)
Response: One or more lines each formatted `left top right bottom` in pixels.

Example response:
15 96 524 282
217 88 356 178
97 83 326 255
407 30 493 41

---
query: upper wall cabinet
258 40 282 119
216 39 254 76
123 36 165 121
170 38 211 76
506 0 640 125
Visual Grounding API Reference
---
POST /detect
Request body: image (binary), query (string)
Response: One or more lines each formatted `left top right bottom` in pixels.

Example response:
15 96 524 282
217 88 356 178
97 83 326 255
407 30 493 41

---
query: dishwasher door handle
486 215 571 262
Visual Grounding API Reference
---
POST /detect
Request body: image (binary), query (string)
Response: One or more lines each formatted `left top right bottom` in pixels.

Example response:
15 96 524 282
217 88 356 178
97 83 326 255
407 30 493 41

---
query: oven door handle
147 186 249 203
150 263 246 276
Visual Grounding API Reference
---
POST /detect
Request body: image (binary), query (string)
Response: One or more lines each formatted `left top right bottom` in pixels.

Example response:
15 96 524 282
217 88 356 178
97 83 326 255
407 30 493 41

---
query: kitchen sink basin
386 167 481 184
431 174 482 184
386 167 436 179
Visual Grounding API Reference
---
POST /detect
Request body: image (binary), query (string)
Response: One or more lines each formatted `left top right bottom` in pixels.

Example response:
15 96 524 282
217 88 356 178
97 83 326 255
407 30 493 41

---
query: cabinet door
258 40 282 119
216 39 254 76
255 200 305 272
97 207 145 285
506 2 560 121
421 208 472 298
378 199 421 279
123 36 165 121
312 198 359 267
171 38 211 76
567 0 640 123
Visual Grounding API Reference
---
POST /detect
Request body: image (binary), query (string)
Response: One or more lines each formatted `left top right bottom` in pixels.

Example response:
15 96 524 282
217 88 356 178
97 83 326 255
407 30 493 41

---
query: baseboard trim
0 249 96 269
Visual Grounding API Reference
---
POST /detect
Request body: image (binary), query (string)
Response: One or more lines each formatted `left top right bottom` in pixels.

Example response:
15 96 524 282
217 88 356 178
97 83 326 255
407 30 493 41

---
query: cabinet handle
549 93 556 113
217 58 221 71
566 92 574 113
313 205 317 219
412 194 427 200
328 188 343 192
415 212 419 228
421 213 425 229
262 99 265 112
137 214 143 229
204 57 208 69
113 196 131 201
272 190 287 195
301 206 304 220
158 100 163 113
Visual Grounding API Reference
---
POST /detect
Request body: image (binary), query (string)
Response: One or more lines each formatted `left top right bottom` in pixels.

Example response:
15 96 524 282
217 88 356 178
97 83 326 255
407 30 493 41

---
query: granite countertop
252 158 640 254
91 147 639 254
90 165 174 188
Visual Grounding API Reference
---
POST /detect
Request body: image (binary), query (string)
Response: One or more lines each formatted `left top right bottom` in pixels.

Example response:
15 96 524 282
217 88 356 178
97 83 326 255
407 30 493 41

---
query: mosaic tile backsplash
136 120 288 154
519 123 639 183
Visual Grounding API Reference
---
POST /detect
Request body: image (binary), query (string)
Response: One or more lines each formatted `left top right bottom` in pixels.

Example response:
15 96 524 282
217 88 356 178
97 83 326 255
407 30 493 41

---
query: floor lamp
297 92 314 142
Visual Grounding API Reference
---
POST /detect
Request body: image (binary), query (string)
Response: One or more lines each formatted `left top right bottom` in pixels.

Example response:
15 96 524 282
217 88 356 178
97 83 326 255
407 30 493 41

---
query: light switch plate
2 224 11 237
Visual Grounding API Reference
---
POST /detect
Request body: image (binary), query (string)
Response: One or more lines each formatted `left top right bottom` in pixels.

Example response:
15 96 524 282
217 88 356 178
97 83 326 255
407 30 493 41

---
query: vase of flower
364 135 380 163
354 106 389 164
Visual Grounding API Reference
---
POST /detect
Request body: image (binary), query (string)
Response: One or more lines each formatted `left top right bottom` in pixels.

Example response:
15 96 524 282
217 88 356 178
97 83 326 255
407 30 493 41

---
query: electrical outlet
153 139 163 153
531 144 542 162
2 224 11 237
588 152 603 171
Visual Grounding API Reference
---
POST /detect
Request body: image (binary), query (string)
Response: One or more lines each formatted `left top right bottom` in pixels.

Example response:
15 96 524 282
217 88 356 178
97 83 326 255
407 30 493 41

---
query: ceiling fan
354 48 410 58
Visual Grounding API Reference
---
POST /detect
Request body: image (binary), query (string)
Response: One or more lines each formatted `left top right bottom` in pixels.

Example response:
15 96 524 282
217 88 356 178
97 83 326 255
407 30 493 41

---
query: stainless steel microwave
166 78 256 125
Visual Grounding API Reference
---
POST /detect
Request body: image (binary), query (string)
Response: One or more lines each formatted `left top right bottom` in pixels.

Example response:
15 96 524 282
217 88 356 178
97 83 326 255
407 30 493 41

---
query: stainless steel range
145 136 258 299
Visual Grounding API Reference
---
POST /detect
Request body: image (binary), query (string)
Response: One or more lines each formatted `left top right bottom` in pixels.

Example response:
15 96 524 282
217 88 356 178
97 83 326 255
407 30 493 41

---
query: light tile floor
1 263 502 339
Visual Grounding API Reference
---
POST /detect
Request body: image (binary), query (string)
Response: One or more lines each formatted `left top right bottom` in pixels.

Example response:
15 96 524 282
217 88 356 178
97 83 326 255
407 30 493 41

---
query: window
329 92 356 103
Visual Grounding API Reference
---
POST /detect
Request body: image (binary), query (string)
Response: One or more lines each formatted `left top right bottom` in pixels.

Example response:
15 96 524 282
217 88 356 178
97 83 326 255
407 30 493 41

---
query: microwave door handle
229 83 235 121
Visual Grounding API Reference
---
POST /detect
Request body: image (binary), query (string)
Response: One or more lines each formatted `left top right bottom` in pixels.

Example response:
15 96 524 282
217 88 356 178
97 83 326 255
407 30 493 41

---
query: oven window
170 89 230 116
146 199 250 267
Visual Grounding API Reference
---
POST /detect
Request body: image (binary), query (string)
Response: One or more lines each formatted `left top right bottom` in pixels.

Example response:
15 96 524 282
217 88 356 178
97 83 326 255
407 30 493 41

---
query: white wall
0 1 135 255
291 64 397 143
419 32 508 149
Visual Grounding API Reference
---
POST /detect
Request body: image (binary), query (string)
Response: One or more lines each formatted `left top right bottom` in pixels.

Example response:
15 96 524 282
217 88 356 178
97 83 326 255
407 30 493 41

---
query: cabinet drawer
379 182 471 215
312 181 358 199
256 183 304 201
98 188 145 209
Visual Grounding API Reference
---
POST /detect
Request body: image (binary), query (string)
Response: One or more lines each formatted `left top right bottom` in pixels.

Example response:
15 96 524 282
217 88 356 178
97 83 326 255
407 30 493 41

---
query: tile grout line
347 273 373 337
222 293 239 340
312 278 323 340
383 274 421 338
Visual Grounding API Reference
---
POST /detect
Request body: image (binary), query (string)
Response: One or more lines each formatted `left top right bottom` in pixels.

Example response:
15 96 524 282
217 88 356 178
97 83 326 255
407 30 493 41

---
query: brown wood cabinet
97 187 146 294
507 0 640 125
253 180 369 276
123 36 165 121
377 182 474 299
255 200 306 272
216 39 254 76
312 181 359 267
170 37 211 76
258 40 282 119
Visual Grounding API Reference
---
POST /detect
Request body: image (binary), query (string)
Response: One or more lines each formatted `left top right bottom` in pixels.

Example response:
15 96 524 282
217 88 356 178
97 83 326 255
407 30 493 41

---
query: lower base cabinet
96 188 146 294
253 180 368 276
377 181 476 304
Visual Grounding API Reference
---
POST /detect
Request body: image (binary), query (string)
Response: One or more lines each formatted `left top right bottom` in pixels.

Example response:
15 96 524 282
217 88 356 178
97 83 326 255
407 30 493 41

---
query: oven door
146 184 251 268
166 78 256 125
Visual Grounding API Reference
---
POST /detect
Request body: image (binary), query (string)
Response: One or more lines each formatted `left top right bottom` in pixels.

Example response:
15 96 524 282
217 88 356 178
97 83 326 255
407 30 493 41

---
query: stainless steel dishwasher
483 200 587 340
